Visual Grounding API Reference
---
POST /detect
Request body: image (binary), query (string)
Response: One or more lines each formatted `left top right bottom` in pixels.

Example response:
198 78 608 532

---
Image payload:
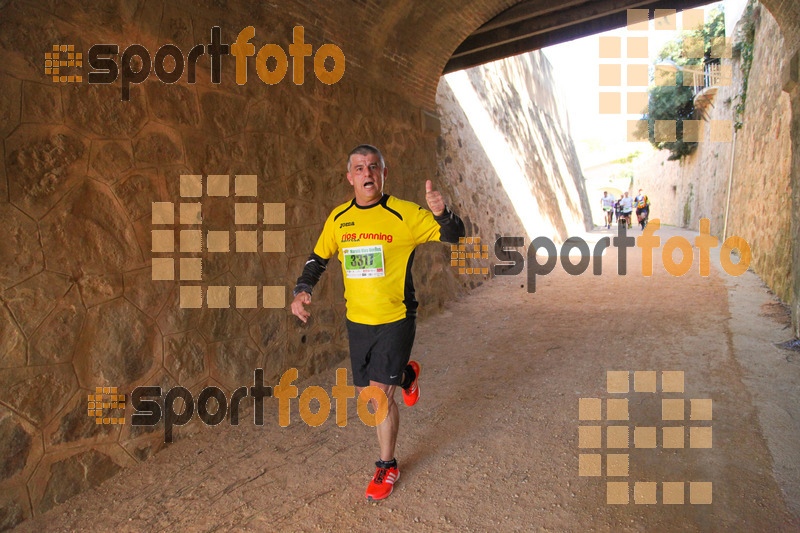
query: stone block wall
633 4 794 305
726 5 793 306
436 51 592 246
0 1 448 527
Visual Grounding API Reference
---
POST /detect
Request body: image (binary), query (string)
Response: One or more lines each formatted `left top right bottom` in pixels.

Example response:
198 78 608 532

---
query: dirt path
14 227 800 532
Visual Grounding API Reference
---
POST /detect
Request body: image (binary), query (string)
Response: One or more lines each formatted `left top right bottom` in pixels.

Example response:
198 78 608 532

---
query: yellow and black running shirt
313 194 444 325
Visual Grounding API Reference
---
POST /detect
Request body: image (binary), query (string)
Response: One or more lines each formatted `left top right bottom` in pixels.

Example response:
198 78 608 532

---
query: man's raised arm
425 179 465 244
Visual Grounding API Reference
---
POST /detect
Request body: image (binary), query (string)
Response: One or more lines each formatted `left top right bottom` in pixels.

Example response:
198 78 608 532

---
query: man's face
604 192 608 197
347 153 386 204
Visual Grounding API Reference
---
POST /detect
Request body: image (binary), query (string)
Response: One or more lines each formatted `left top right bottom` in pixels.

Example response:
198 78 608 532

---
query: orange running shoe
365 463 400 501
402 361 421 406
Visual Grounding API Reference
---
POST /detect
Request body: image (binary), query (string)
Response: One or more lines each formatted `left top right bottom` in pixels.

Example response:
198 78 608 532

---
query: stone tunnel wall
0 1 451 526
436 52 592 245
0 0 590 528
632 4 794 306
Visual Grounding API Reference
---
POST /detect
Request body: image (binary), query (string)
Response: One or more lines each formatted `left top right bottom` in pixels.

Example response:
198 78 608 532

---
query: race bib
343 245 385 278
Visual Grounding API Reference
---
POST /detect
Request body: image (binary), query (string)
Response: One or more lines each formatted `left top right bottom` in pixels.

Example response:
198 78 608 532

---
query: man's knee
356 384 395 412
368 383 395 410
369 395 394 412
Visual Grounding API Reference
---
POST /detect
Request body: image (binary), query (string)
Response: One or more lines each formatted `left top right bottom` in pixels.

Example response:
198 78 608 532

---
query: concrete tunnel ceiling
443 0 715 74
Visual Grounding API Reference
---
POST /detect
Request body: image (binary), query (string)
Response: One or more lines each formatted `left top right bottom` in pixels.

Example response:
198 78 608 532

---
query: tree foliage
639 8 726 160
732 0 757 130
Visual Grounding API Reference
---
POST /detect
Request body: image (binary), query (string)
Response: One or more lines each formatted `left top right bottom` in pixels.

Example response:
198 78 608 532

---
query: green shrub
732 0 757 130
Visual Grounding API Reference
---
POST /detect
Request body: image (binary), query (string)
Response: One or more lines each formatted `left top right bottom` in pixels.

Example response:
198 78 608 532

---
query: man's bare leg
357 382 398 461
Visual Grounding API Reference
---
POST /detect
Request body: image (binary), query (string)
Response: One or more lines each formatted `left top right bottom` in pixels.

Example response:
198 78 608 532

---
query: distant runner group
601 189 650 230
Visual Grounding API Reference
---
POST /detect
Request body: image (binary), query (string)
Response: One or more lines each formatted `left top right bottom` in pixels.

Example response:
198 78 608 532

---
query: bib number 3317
343 245 385 278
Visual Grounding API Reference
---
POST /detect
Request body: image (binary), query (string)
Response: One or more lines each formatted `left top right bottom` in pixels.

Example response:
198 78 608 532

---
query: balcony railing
689 63 724 96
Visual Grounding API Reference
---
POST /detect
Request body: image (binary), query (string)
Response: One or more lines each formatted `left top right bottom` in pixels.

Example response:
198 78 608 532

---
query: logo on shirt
359 232 393 244
340 221 355 228
341 232 394 244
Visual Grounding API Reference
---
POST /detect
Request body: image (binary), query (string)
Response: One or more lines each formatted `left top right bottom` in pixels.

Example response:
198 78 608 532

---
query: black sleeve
434 206 466 244
293 252 329 296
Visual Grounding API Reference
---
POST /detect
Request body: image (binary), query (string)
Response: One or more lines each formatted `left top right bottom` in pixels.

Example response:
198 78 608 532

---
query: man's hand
425 180 445 216
291 291 312 323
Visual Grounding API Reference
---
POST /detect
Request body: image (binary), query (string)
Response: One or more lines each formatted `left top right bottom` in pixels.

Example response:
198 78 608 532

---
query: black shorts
346 317 416 387
636 207 649 216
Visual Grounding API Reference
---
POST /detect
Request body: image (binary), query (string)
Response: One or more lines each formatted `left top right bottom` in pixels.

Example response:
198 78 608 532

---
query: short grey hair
347 144 385 172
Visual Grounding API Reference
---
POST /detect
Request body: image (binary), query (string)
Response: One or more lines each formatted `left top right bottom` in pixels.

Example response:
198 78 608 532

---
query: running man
600 191 615 229
635 188 650 230
619 191 634 229
291 144 465 501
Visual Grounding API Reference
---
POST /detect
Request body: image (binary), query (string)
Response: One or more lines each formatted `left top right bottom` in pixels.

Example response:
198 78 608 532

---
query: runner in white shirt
600 191 615 229
619 192 634 229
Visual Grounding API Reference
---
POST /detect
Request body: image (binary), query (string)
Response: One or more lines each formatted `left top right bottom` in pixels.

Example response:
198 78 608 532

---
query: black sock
400 364 415 389
376 458 397 469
